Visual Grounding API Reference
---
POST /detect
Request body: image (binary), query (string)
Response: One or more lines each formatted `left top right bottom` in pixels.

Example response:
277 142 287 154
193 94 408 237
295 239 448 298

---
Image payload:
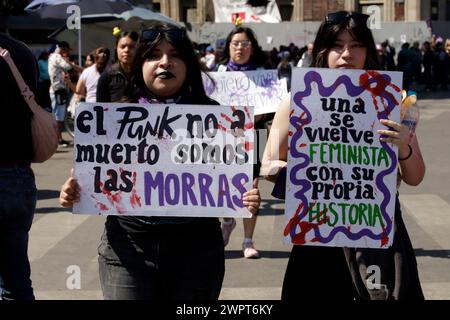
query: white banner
73 103 254 218
204 69 287 115
285 68 403 248
213 0 281 23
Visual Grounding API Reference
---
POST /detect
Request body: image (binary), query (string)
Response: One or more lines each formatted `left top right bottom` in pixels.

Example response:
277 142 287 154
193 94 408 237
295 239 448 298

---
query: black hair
125 22 212 103
311 11 379 70
114 30 139 62
217 26 267 67
57 41 70 50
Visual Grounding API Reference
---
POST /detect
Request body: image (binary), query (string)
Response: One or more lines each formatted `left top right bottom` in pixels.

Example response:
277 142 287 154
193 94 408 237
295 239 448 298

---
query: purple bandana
226 60 254 71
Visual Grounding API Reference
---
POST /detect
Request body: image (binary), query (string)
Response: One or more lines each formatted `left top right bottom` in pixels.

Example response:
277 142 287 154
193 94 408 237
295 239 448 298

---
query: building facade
151 0 449 23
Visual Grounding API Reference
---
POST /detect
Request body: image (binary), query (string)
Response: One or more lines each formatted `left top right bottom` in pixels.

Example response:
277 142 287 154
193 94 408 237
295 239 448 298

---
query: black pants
0 166 36 300
98 218 225 300
281 245 355 300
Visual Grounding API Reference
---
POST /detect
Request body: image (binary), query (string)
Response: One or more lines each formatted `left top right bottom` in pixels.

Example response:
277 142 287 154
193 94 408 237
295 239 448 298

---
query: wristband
398 144 412 161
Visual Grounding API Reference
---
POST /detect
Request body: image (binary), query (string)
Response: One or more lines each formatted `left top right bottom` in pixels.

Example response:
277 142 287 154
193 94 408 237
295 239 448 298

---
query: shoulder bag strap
0 45 41 113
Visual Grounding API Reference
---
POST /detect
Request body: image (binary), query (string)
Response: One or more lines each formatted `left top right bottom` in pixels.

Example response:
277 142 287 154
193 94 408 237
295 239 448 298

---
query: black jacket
96 63 129 103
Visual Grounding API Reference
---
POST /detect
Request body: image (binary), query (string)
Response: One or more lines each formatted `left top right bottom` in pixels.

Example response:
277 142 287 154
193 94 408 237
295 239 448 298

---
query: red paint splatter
289 109 295 117
104 108 109 111
332 179 336 187
220 106 254 131
91 195 109 211
98 181 125 214
97 202 109 211
216 123 228 132
220 112 233 124
244 141 254 151
288 131 293 137
284 203 329 245
359 71 400 116
299 143 307 148
380 224 389 247
130 172 142 209
244 122 254 130
237 106 254 129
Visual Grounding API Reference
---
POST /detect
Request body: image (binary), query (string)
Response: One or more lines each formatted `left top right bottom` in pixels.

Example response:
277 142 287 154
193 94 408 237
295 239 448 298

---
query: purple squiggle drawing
288 70 399 245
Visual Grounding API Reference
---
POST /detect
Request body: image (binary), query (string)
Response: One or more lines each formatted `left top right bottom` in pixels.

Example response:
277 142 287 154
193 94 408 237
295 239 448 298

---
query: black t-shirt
0 33 38 165
96 63 128 103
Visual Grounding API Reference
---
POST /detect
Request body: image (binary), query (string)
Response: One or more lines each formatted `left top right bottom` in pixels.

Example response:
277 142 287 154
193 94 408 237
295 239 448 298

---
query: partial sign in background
73 103 254 218
204 69 288 115
285 68 403 248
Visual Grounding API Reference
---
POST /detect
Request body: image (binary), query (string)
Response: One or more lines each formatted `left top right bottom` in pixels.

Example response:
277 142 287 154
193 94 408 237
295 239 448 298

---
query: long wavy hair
311 12 379 70
216 26 267 67
124 22 212 103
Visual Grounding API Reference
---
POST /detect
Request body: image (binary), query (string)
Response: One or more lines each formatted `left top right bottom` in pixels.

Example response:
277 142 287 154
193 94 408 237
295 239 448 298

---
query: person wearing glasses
59 23 261 300
215 26 269 259
262 11 425 300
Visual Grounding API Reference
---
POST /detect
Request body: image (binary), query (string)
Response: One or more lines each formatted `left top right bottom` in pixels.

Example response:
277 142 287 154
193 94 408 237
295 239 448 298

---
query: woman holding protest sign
215 25 270 259
262 11 425 300
59 22 261 300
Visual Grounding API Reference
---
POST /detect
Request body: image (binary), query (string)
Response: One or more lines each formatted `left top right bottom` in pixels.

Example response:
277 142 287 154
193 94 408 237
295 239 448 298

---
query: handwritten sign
285 68 403 248
73 103 254 218
203 69 287 115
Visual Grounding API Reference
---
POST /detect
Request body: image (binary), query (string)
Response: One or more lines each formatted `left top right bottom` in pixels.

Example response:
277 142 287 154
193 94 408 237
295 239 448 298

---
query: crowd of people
196 33 450 93
0 9 443 301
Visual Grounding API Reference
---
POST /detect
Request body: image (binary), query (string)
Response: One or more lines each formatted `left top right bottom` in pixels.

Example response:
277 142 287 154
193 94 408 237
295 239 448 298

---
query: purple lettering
144 171 164 206
198 173 216 207
165 174 180 205
232 173 249 208
217 174 234 210
181 173 198 206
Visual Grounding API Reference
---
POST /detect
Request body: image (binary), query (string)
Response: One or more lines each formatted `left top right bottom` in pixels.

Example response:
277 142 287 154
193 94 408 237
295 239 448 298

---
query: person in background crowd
84 53 94 68
201 45 216 71
48 41 82 147
269 47 280 68
397 42 413 91
422 41 434 92
36 50 51 110
381 40 396 71
215 26 269 259
96 30 138 103
376 43 387 70
75 46 110 103
296 42 313 67
410 41 422 84
288 42 302 66
433 41 448 90
277 50 294 91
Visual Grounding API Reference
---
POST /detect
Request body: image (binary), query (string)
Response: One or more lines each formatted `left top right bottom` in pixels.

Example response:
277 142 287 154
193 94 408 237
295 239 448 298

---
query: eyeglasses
230 40 252 49
140 28 185 44
325 11 369 26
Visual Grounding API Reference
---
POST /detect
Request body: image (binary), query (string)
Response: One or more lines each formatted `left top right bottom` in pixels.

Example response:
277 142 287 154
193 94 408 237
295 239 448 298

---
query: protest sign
203 69 287 115
73 103 254 218
285 68 403 248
